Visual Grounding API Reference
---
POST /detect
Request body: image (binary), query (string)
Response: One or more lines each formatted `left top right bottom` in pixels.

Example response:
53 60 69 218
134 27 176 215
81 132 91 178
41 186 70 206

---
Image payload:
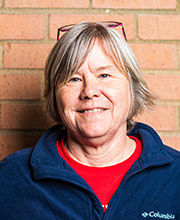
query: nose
80 76 101 100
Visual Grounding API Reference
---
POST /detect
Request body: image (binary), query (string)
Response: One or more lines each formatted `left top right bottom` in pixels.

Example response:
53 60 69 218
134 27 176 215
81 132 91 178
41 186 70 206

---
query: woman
0 21 179 219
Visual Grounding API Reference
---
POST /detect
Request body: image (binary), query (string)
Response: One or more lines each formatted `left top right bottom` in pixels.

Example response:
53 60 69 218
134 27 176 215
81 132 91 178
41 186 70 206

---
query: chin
78 125 110 139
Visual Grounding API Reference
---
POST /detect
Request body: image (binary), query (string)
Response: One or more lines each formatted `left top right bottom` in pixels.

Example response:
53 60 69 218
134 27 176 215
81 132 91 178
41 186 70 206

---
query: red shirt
57 136 142 211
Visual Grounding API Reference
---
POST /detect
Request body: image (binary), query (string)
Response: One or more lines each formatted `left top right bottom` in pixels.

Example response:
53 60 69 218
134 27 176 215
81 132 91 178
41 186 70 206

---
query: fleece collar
129 123 173 169
30 123 173 182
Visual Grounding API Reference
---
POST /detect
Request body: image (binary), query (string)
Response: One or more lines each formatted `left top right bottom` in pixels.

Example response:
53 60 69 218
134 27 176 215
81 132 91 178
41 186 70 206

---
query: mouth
77 108 107 113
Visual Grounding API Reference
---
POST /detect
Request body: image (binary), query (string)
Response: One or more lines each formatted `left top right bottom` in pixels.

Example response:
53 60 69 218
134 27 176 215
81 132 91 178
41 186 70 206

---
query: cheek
110 82 131 106
56 88 78 122
56 97 74 127
56 89 68 118
56 95 70 116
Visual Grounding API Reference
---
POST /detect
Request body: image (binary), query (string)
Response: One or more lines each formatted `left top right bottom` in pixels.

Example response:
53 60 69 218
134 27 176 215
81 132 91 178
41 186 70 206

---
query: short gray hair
44 21 154 132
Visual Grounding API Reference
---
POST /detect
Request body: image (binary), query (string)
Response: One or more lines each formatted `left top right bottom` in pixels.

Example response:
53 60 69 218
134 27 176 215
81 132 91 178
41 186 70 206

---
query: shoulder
132 122 180 159
0 147 34 194
0 148 36 217
156 145 180 185
0 147 33 180
1 147 33 163
163 144 180 164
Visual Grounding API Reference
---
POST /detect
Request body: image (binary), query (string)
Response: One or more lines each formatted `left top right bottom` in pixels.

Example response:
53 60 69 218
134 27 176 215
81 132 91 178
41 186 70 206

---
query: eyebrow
95 65 117 72
75 65 117 75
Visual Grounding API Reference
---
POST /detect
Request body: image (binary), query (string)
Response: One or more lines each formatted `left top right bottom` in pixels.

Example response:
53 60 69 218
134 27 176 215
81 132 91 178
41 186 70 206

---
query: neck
65 127 136 167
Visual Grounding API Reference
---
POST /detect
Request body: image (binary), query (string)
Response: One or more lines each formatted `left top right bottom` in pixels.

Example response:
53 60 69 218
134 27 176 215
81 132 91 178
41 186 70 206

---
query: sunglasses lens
61 26 73 32
57 22 127 41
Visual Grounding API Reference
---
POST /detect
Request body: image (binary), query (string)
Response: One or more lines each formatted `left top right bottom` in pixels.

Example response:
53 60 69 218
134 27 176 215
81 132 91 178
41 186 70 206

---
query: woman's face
56 39 131 140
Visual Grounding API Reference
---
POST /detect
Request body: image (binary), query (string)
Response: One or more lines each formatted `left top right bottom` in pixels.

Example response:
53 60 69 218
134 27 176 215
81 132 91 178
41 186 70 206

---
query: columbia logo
142 212 148 218
141 211 175 219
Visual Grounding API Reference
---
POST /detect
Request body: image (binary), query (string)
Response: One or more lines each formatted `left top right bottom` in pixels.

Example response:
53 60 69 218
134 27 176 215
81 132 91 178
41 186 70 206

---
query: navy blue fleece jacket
0 123 179 219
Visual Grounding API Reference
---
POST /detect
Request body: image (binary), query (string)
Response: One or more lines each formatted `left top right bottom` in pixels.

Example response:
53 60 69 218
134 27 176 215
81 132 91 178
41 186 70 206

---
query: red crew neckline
57 136 142 175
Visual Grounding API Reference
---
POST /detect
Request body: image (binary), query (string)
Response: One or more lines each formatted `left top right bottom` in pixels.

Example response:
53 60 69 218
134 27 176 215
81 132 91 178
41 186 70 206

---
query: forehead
78 39 115 69
77 39 123 74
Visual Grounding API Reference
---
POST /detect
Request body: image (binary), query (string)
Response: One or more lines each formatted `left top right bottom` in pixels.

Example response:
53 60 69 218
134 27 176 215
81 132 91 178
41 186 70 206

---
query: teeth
81 109 104 113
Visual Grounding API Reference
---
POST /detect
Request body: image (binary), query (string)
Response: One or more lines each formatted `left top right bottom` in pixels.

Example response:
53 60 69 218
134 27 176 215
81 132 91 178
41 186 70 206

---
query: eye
68 77 81 83
99 74 111 78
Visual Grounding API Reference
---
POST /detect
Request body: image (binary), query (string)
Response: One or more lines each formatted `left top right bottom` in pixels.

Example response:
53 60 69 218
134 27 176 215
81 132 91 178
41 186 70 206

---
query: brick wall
0 0 180 160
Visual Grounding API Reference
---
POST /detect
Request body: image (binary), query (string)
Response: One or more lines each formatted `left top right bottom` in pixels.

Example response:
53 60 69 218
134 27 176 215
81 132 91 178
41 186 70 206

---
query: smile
78 108 106 113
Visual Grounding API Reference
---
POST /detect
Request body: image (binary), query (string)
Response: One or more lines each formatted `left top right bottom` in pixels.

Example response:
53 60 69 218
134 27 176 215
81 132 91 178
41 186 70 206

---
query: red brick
92 0 176 9
138 15 180 40
4 43 53 69
50 14 134 40
179 46 180 68
1 104 54 129
0 46 2 68
0 74 40 100
144 74 180 100
0 133 41 160
5 0 89 8
135 105 176 131
178 107 180 129
131 44 175 69
0 14 44 40
162 136 180 151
